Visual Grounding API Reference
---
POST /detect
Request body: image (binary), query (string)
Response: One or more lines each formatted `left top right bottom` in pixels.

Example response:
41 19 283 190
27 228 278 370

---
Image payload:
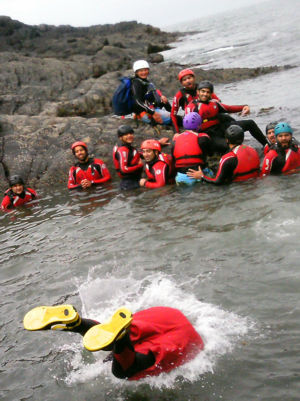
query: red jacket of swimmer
112 143 143 179
261 144 300 176
1 187 37 210
185 99 245 131
68 157 111 189
127 307 204 380
144 154 173 188
172 131 211 169
171 87 220 133
231 145 260 181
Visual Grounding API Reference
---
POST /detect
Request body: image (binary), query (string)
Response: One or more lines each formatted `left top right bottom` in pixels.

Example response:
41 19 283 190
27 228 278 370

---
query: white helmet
133 60 150 72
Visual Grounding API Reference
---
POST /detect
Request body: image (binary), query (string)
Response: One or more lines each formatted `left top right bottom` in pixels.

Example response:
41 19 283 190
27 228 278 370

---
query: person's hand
241 105 250 116
160 95 168 104
139 178 147 187
159 137 170 146
81 179 92 189
186 166 204 179
152 112 163 124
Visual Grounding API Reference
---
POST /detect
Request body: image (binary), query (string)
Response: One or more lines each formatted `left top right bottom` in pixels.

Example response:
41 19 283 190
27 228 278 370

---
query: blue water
1 1 300 400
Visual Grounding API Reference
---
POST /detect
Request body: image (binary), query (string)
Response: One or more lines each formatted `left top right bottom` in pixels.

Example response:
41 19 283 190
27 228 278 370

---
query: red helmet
141 139 161 152
178 69 195 82
71 141 88 154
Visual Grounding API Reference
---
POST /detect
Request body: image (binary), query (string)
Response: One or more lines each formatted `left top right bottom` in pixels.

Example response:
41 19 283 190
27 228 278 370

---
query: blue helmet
183 112 202 130
274 122 293 136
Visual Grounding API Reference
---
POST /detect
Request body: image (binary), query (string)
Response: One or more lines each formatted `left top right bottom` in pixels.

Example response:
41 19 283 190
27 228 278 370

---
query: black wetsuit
131 77 171 116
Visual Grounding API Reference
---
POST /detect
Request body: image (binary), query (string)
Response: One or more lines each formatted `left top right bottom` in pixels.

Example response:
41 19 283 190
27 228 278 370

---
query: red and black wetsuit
131 77 171 118
171 87 220 133
112 143 143 190
172 131 213 173
261 143 300 176
68 157 111 189
144 156 173 188
186 99 267 153
74 307 204 380
202 144 260 185
1 187 37 210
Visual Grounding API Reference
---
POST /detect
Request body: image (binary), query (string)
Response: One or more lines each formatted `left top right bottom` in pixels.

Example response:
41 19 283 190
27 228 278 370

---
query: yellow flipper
83 307 132 352
23 305 79 331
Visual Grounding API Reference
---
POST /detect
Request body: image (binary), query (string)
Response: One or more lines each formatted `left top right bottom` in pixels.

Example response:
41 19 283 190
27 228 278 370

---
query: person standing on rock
171 70 220 134
112 125 144 190
1 175 37 211
68 141 111 190
131 60 172 125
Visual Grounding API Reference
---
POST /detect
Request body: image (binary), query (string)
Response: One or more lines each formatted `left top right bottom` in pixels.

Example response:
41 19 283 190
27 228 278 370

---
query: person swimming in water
23 304 204 380
1 175 37 211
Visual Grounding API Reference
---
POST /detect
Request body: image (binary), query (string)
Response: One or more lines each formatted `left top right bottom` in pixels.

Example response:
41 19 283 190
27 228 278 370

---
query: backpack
112 77 133 116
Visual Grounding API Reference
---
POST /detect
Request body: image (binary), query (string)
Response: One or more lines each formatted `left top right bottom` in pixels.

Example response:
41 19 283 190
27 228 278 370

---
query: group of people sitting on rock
1 61 299 211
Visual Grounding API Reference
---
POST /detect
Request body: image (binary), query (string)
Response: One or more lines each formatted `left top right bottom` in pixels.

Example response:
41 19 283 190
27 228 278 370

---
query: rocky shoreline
0 16 293 191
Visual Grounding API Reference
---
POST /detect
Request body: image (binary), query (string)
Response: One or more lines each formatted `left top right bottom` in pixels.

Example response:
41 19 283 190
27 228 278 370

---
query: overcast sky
1 0 269 28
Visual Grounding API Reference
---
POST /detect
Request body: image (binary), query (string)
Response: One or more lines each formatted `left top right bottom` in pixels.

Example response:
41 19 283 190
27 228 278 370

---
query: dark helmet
265 122 278 134
225 125 244 145
198 80 214 93
9 175 24 186
117 125 134 137
71 141 88 154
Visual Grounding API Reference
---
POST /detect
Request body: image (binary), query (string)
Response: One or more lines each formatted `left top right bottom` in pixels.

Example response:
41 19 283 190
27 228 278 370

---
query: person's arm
1 195 13 211
219 103 249 115
92 160 111 184
67 167 81 189
261 150 282 176
188 154 237 185
142 163 169 189
171 91 183 133
118 149 143 174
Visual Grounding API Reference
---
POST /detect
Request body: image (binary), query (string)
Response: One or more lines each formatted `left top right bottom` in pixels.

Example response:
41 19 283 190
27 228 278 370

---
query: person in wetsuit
68 141 111 190
172 112 213 185
261 122 300 176
131 60 171 125
112 125 144 190
171 71 220 134
186 81 268 154
139 139 174 189
24 305 204 380
187 125 260 184
1 175 37 211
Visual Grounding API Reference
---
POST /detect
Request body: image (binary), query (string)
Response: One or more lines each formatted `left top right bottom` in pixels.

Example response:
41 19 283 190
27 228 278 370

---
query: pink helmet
71 141 88 154
141 139 161 152
178 69 195 82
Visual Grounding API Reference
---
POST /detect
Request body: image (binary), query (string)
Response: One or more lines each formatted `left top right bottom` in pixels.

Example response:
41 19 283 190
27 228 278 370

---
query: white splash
64 272 252 388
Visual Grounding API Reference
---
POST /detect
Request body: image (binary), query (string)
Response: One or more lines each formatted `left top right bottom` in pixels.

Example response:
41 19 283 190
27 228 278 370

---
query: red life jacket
3 188 36 209
173 131 208 168
72 158 106 183
281 147 300 173
158 152 174 177
185 100 220 130
128 307 204 380
231 145 260 182
112 144 141 178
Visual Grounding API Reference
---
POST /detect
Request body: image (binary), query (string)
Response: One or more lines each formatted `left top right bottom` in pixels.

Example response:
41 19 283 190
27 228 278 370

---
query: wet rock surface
0 16 293 191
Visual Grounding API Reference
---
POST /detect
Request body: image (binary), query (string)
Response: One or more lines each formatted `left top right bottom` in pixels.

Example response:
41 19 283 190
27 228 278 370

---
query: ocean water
1 1 300 400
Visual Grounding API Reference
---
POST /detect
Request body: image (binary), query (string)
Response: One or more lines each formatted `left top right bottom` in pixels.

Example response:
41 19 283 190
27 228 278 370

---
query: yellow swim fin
83 307 132 352
23 305 79 331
